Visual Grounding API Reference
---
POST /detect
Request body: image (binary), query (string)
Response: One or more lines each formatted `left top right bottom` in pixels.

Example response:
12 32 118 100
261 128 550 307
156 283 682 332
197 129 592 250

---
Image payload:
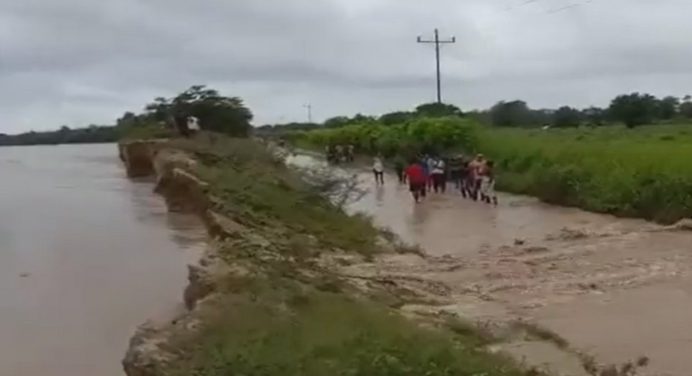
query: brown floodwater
0 144 206 376
289 154 692 376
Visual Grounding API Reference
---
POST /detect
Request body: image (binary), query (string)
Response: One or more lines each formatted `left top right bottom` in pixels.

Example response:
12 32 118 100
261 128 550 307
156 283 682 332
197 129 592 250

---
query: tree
161 85 253 136
489 100 532 127
680 95 692 119
324 116 351 128
552 106 582 127
608 93 658 128
582 107 606 126
379 111 414 125
414 102 463 118
657 96 679 120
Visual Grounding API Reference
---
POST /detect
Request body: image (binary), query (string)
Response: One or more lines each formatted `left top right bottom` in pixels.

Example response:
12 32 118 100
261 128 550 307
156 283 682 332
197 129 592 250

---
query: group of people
377 153 497 205
326 144 355 164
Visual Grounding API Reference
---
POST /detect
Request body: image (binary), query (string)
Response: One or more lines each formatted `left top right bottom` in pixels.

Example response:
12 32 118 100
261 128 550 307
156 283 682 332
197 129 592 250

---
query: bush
300 117 479 158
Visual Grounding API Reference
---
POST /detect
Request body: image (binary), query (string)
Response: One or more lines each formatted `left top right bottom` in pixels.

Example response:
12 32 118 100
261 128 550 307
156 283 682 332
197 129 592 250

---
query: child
480 160 498 205
405 159 427 202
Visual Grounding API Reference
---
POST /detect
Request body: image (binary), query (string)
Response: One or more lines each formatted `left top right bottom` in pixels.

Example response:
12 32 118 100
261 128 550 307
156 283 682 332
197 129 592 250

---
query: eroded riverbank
288 154 692 376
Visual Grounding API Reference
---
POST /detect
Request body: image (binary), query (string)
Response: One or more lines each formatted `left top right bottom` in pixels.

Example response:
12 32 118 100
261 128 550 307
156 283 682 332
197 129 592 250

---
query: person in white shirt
431 157 447 193
373 157 384 185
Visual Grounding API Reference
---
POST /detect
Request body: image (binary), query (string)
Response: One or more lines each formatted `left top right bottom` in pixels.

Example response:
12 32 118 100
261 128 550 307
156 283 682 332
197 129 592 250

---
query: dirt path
289 154 692 376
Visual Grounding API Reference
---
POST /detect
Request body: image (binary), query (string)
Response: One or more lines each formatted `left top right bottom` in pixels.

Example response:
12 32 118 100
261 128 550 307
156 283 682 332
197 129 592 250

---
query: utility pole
417 28 456 103
303 103 313 123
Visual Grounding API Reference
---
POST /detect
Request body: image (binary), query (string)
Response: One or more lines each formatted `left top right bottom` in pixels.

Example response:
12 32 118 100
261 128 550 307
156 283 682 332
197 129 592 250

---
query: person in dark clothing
393 155 407 184
448 155 464 192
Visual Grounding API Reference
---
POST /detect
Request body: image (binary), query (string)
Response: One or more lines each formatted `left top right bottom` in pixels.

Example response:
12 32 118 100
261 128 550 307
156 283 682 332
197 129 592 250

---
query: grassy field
478 124 692 223
156 135 531 376
292 120 692 223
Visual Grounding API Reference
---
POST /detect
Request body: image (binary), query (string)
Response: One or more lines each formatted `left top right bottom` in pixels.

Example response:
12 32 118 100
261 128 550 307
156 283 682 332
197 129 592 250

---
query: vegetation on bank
0 125 120 146
477 124 692 223
153 136 530 376
292 117 692 223
290 116 477 158
0 86 252 147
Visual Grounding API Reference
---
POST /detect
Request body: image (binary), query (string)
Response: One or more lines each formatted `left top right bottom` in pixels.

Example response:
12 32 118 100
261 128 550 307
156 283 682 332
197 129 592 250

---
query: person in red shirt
405 159 427 202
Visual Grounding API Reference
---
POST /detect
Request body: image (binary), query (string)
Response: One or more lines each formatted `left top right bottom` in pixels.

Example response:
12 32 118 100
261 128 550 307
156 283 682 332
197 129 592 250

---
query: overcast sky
1 0 692 132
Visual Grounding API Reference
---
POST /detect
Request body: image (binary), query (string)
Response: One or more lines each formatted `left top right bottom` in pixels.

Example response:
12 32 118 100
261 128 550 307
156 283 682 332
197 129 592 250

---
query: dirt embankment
118 140 247 376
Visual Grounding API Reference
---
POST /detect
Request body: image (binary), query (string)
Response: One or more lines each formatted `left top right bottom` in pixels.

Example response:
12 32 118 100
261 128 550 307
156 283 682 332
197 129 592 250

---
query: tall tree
657 96 680 120
552 106 582 127
582 107 606 126
490 100 532 127
680 95 692 119
608 93 659 128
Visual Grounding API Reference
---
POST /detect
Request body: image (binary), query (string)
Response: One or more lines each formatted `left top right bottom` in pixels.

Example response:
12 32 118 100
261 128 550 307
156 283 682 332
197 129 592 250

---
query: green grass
293 120 692 223
119 123 175 140
171 135 380 258
167 278 527 376
478 124 692 223
153 135 534 376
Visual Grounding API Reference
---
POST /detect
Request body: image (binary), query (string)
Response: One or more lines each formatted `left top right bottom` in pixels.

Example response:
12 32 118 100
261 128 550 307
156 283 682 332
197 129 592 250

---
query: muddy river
290 154 692 376
0 144 206 376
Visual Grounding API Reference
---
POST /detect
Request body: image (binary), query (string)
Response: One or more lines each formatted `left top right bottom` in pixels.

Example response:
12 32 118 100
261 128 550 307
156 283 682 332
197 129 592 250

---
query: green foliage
163 85 253 136
553 106 582 128
477 124 692 223
169 286 525 376
116 85 253 139
171 136 380 256
608 93 659 128
300 117 478 158
379 111 414 125
490 100 534 127
414 102 463 118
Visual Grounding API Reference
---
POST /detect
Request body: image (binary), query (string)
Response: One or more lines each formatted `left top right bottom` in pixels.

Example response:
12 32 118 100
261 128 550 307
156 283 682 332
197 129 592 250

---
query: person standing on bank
373 156 385 185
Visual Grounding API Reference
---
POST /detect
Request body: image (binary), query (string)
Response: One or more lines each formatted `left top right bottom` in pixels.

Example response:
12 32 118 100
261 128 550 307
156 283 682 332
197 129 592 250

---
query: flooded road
290 154 692 376
0 144 206 376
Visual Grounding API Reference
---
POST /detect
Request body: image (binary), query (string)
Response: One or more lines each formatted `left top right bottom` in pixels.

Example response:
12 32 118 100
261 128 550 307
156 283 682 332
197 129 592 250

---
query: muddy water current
0 144 207 376
289 154 692 376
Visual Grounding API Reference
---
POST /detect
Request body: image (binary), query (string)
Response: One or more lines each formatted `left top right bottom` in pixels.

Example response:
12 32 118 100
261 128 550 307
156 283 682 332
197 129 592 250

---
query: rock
19 272 30 278
183 263 217 310
514 239 526 246
205 211 246 240
122 322 172 376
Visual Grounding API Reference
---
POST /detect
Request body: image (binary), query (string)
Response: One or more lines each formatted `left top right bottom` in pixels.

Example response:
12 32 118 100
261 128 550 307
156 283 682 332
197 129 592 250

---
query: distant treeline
264 93 692 132
0 85 254 147
0 125 119 146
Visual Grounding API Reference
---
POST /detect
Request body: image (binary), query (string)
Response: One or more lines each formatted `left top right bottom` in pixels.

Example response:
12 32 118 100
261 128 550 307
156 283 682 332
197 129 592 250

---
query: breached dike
118 139 168 178
118 140 243 376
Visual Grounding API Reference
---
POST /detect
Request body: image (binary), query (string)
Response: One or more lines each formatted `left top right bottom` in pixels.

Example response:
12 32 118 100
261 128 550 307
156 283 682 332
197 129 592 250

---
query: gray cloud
1 0 692 132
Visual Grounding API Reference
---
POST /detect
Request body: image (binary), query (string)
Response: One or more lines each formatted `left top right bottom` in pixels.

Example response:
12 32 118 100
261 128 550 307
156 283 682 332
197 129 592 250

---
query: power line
417 28 456 104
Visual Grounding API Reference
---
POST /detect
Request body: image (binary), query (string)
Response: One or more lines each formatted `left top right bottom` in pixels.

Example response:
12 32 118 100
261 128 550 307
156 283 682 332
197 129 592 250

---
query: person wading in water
480 160 498 205
372 156 385 186
393 155 407 184
405 158 426 203
468 154 486 201
431 157 447 193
